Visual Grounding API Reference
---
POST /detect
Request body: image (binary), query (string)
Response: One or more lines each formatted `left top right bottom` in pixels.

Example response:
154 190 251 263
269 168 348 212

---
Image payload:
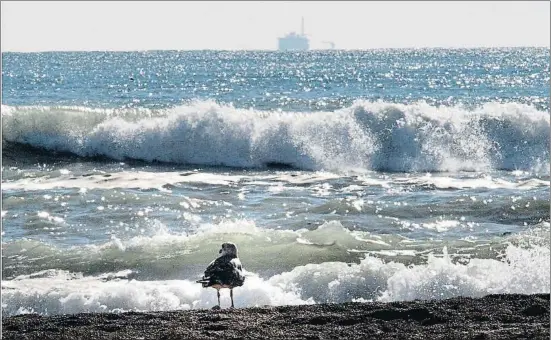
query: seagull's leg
230 288 234 308
212 289 221 310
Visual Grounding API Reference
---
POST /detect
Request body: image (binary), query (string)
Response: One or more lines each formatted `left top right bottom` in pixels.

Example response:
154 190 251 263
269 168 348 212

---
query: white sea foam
2 100 548 173
36 211 66 225
0 168 349 192
404 174 550 190
2 169 547 193
2 243 548 317
1 269 312 316
2 219 548 316
0 171 246 192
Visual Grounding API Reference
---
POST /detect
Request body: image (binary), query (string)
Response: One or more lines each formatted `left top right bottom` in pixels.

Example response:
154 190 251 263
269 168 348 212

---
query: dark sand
2 294 549 340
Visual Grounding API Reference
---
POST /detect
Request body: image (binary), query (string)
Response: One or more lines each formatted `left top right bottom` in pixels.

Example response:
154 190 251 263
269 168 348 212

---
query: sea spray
2 241 548 316
2 100 549 173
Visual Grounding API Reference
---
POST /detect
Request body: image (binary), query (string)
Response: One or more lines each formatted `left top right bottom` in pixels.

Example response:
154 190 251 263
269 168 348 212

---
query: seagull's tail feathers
196 278 210 287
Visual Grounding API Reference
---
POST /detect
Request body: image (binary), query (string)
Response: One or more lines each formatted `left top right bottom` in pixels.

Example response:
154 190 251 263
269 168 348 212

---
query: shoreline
2 293 549 340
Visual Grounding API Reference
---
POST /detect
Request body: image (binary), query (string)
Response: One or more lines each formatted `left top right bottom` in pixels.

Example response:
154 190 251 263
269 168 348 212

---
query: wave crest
2 101 549 173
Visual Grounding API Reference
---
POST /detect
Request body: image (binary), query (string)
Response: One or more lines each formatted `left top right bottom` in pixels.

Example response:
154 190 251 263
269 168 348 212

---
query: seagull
196 242 245 309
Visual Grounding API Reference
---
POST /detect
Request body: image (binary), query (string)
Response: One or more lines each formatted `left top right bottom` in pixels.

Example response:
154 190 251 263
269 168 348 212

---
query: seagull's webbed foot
211 305 221 310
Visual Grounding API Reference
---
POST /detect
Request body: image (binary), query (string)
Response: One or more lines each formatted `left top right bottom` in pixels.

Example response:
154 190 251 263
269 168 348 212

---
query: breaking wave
2 100 549 173
2 243 548 317
2 219 549 316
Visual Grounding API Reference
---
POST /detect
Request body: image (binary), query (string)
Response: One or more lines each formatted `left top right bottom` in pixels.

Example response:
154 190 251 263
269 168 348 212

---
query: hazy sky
2 1 549 52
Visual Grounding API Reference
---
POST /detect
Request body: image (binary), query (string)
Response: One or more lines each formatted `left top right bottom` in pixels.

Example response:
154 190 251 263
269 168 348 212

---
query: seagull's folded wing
204 257 226 277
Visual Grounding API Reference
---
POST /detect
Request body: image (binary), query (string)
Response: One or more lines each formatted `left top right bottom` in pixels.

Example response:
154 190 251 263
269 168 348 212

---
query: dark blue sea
1 48 549 316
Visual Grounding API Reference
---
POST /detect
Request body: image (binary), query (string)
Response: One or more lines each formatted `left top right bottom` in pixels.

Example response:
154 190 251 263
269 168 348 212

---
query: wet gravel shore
2 294 549 340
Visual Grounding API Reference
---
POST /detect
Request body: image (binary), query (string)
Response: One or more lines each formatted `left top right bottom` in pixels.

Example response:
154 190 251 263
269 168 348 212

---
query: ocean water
1 48 549 316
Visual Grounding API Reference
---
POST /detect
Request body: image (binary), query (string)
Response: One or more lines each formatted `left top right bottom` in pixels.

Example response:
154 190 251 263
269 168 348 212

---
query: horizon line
2 45 550 53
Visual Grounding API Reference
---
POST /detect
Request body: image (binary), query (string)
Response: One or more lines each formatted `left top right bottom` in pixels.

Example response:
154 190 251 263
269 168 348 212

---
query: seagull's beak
219 249 222 254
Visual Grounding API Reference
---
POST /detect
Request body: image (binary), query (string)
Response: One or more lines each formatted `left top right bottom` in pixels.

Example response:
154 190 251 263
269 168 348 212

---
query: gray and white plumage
196 242 245 309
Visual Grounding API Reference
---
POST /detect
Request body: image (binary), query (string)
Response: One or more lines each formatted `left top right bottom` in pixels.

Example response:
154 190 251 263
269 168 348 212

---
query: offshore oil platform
278 17 310 51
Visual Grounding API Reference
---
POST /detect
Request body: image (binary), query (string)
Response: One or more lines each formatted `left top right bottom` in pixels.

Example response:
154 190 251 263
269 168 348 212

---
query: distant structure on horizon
278 17 309 51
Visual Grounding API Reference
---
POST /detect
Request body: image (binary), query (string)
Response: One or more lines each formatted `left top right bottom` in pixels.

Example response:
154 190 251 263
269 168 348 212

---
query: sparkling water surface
1 48 549 316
